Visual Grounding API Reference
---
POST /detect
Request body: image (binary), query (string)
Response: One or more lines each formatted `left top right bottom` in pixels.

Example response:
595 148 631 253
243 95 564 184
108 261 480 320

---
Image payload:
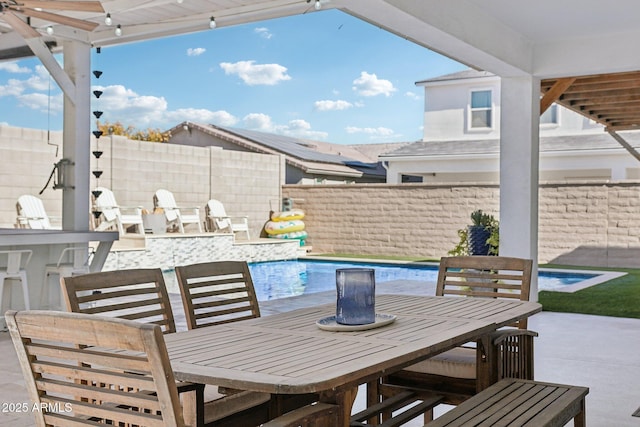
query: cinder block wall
283 182 640 268
0 126 64 227
5 125 640 268
0 125 281 237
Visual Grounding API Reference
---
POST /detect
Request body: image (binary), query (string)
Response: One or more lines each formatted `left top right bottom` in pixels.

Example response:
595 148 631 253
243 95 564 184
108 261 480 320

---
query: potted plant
449 209 499 256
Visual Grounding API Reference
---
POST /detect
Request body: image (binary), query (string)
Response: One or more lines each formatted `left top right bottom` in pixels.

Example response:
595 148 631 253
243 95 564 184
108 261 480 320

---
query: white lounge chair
15 195 59 229
154 189 202 233
205 199 250 239
92 187 145 235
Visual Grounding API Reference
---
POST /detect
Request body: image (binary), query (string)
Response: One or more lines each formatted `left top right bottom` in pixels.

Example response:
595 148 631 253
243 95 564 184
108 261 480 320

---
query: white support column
500 76 540 298
62 41 92 231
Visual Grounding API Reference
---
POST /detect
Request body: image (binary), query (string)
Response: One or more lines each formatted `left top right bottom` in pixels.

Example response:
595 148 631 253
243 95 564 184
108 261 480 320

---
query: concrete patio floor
1 279 639 426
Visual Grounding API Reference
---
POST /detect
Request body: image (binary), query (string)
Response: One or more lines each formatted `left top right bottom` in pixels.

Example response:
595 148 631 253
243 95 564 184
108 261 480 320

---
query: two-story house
381 69 640 184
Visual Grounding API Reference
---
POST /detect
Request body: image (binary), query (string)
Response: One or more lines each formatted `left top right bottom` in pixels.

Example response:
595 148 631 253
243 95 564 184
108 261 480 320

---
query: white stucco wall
419 73 603 142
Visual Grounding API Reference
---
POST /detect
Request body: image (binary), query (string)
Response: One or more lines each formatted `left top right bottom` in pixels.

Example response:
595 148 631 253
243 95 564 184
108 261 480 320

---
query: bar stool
42 246 91 310
0 250 32 328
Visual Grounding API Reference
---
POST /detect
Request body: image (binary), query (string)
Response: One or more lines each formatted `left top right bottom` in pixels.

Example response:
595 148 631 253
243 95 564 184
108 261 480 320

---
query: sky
0 9 467 145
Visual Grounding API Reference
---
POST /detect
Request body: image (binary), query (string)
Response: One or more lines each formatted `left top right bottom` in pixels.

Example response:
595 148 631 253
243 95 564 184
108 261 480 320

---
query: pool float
264 219 305 235
268 230 308 240
270 209 305 222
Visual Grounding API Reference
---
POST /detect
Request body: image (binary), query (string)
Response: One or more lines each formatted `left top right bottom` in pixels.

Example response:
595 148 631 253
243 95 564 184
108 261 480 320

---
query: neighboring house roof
221 127 357 165
415 69 496 85
381 132 640 158
168 122 387 179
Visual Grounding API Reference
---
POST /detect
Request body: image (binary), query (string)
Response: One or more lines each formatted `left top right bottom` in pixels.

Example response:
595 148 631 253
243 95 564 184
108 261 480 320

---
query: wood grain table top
165 295 542 395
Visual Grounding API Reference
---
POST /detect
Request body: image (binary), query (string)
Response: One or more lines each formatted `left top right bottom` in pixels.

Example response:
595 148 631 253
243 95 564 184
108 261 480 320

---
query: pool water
246 259 599 301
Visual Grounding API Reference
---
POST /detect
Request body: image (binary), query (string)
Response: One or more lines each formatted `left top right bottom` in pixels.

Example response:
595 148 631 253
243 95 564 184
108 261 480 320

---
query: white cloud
17 92 63 114
187 47 206 56
220 60 291 86
254 27 273 39
0 79 25 97
243 113 328 139
93 84 239 129
92 84 168 125
0 65 61 113
0 61 30 73
25 65 53 91
345 126 396 137
314 99 353 111
405 91 420 101
165 108 238 126
0 65 51 97
352 71 396 97
243 113 273 130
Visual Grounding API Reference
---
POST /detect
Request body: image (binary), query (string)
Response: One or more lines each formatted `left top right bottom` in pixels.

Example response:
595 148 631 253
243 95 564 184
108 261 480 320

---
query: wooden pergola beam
540 77 575 114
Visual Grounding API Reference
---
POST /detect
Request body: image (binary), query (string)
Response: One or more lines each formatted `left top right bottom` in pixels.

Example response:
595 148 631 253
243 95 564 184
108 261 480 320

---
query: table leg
319 387 358 426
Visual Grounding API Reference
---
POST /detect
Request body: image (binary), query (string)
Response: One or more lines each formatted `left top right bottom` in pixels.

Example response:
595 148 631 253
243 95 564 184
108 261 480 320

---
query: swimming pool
245 258 613 301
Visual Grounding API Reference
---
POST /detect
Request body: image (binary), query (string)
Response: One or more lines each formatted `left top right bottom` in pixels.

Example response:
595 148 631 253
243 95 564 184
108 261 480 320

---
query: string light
306 0 322 11
115 24 122 36
209 16 216 29
104 13 112 26
45 25 53 35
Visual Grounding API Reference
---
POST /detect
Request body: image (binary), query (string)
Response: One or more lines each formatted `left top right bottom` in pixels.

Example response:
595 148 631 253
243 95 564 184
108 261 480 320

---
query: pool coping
299 255 627 293
537 267 627 293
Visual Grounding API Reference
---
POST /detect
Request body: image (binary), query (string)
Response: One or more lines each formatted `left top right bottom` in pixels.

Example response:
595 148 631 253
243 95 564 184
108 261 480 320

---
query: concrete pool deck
1 281 639 426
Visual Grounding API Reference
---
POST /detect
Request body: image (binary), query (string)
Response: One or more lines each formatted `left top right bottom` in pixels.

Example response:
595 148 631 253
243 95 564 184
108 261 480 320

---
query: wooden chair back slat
6 310 185 427
436 256 533 328
61 268 176 334
176 261 261 329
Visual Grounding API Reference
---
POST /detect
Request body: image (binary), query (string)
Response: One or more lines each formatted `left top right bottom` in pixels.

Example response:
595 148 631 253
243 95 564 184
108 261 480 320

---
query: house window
470 90 492 128
540 104 558 125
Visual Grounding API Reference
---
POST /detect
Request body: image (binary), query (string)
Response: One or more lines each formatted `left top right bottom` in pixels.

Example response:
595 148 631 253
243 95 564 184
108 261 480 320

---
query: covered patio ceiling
0 0 638 80
542 72 640 133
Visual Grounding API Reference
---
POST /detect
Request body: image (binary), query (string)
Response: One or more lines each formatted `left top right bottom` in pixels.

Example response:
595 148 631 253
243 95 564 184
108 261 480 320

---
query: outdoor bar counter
0 229 118 311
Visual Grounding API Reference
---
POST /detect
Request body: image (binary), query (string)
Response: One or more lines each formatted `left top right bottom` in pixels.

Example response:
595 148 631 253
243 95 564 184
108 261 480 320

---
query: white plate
316 313 397 332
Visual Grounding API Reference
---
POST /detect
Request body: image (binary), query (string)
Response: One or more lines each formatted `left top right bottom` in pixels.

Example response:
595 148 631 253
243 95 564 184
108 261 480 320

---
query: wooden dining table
164 294 542 426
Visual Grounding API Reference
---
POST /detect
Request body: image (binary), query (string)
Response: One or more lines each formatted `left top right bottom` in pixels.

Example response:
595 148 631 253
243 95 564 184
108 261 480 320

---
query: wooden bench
427 378 589 427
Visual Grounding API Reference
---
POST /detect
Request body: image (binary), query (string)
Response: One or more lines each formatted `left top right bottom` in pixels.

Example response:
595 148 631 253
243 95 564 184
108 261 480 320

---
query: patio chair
41 246 92 309
15 194 59 229
175 260 261 329
6 310 187 426
373 255 537 422
92 186 145 235
175 260 316 418
154 188 202 233
205 199 250 240
61 268 177 333
0 250 32 327
61 267 271 427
